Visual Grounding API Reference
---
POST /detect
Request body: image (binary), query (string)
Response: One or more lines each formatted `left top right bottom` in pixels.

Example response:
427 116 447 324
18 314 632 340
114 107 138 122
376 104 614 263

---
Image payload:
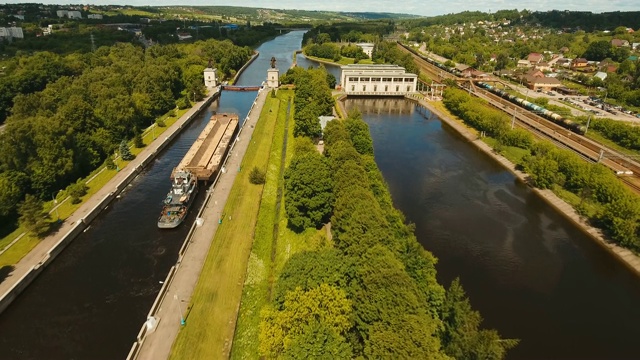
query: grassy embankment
169 89 327 359
169 90 293 359
230 92 328 359
0 108 188 267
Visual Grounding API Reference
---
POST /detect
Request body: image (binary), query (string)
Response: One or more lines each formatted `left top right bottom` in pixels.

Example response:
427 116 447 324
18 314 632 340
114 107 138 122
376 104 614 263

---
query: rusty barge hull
172 113 239 181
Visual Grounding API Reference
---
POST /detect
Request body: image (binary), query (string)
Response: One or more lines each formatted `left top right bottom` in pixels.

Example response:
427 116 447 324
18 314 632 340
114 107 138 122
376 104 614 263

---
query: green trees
67 181 89 205
373 41 419 74
119 140 135 161
291 67 334 138
284 142 334 232
0 38 253 231
259 284 353 358
265 104 516 358
18 194 50 236
249 166 266 185
440 279 519 359
583 40 613 61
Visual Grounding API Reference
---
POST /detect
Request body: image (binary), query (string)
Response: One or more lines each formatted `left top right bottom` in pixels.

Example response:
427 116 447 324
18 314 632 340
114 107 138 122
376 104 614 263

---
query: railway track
474 87 640 174
398 42 640 193
397 43 456 83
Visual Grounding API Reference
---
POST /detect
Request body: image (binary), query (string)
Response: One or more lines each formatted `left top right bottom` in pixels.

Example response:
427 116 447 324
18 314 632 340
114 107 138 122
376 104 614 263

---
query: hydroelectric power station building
340 64 417 96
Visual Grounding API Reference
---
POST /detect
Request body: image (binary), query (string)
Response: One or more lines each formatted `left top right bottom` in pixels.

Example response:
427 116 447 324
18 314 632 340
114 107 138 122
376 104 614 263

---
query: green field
170 91 284 359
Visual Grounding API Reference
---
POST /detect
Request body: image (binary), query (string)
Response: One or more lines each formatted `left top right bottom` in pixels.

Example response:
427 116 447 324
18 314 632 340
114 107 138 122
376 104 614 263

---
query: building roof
527 52 543 63
594 72 608 80
341 64 417 77
318 116 334 130
611 39 629 47
528 77 563 85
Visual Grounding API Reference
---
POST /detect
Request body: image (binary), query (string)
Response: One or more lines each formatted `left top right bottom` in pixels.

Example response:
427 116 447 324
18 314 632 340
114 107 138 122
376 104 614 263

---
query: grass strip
230 90 290 359
169 93 280 360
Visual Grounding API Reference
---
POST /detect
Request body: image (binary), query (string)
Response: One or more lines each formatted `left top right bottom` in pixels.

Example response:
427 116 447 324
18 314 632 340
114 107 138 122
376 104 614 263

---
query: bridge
221 85 262 91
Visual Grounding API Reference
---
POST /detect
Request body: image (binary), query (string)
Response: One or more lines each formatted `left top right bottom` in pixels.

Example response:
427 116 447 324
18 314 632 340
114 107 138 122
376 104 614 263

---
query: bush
119 140 135 161
176 96 191 110
156 118 166 127
249 166 266 184
134 132 144 148
67 181 88 204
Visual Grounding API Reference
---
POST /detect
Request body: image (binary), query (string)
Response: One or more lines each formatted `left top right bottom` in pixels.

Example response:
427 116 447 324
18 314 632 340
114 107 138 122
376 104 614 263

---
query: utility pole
90 33 96 52
511 106 517 129
584 114 592 135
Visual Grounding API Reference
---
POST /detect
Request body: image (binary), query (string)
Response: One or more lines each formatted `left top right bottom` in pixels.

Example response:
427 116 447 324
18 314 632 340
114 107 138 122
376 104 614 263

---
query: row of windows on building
347 77 416 82
351 84 413 92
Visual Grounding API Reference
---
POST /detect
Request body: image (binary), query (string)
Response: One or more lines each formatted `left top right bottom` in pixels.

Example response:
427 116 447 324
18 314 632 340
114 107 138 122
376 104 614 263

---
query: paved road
0 89 220 303
136 87 268 360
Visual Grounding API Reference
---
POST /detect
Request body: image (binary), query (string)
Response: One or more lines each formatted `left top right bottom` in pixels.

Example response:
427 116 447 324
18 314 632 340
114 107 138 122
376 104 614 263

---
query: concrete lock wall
126 88 265 360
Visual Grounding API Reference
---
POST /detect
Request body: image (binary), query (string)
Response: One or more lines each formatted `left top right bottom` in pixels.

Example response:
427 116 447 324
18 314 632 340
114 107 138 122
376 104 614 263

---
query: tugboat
157 170 198 229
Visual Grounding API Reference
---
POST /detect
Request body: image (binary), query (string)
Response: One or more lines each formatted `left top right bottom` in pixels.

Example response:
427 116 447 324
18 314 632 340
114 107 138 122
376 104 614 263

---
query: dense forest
443 87 640 251
258 67 517 358
402 10 640 31
302 20 394 46
0 39 252 231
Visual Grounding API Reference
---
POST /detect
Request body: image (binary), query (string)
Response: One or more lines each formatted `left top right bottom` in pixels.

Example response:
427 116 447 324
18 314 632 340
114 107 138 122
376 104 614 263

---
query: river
1 29 639 360
343 97 640 359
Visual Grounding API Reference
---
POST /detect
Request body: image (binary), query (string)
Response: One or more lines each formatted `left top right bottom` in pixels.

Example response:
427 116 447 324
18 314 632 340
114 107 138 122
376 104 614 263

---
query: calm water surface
345 97 640 359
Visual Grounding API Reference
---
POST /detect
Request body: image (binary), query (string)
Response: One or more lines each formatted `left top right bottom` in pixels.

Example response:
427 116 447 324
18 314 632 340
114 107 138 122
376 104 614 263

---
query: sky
3 0 639 17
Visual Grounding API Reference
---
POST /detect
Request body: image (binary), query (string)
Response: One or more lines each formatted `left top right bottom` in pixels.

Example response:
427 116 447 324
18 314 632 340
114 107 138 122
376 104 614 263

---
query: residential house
527 52 543 64
535 62 552 72
57 10 82 19
559 46 570 53
87 14 103 19
571 58 588 70
0 27 24 39
594 72 608 81
611 39 630 47
526 76 563 91
517 59 531 68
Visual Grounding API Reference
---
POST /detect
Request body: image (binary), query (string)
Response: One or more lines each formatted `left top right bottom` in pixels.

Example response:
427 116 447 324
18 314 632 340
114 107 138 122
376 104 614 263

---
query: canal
1 29 639 360
0 30 306 360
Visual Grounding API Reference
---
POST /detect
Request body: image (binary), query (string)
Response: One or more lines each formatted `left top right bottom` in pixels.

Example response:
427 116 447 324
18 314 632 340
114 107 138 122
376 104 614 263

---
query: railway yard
397 42 640 194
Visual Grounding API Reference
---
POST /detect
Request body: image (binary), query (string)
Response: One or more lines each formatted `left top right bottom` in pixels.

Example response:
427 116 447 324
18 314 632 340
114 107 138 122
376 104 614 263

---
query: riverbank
0 87 221 315
405 94 640 278
232 52 260 85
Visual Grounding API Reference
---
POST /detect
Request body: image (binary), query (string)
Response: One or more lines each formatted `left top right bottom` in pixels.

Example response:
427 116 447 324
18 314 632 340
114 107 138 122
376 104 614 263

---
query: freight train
477 82 587 135
399 42 463 78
